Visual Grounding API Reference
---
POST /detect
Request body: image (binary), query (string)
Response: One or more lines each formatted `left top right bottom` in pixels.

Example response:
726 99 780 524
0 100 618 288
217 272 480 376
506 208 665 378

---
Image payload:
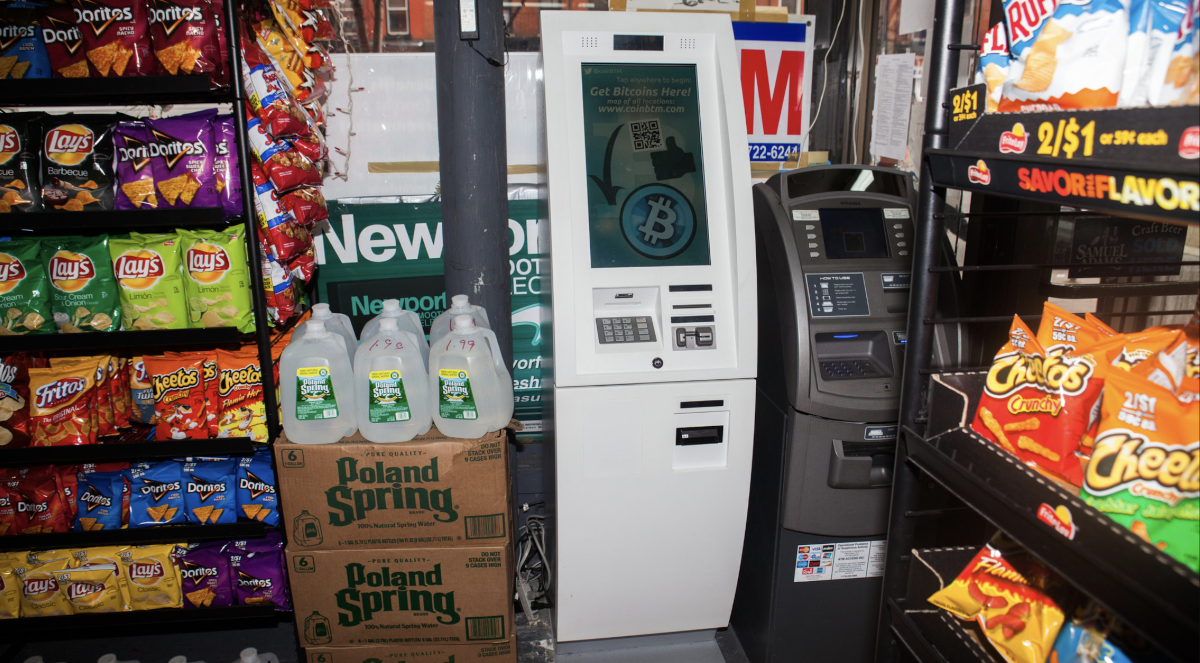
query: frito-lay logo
1180 127 1199 160
147 1 204 38
1000 124 1028 154
239 470 275 499
114 250 166 290
138 477 181 502
1084 431 1199 506
41 15 84 54
66 580 107 604
1036 503 1076 540
129 559 165 586
45 124 94 166
79 483 114 512
219 363 261 398
0 253 26 295
49 251 96 293
73 1 135 36
187 475 227 501
151 367 201 401
0 125 20 165
336 563 459 627
967 160 991 185
984 351 1094 398
187 243 231 284
35 377 88 410
22 573 59 600
327 457 458 526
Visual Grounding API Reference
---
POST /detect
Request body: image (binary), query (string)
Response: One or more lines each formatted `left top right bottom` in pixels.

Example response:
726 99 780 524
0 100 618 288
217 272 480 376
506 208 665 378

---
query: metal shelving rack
872 0 1200 659
0 0 286 636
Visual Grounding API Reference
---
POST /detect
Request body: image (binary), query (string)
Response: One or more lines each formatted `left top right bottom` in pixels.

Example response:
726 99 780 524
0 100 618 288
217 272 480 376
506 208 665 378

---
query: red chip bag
262 257 298 324
143 355 208 441
166 351 220 437
291 126 327 163
52 355 117 438
246 117 322 191
39 3 90 79
288 246 315 282
302 98 325 129
23 476 69 534
1 353 37 449
242 37 310 139
0 483 20 536
70 0 155 77
279 186 327 227
28 364 98 447
148 0 220 76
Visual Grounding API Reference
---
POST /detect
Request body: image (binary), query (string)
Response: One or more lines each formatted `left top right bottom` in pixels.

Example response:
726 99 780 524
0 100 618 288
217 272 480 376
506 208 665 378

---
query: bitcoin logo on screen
620 184 696 260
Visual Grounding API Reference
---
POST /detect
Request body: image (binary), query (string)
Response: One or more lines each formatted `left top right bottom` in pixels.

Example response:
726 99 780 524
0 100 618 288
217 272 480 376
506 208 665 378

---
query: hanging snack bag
977 24 1010 112
111 355 131 428
0 112 43 213
217 349 267 442
213 114 244 216
113 120 159 210
145 110 219 209
109 232 189 330
71 0 154 77
1082 367 1198 570
0 238 55 335
236 449 278 524
129 356 156 424
246 117 321 191
74 470 125 531
52 355 115 437
241 39 309 139
143 354 207 440
38 3 89 79
41 234 121 332
255 20 326 103
177 542 233 608
178 228 254 332
0 353 36 448
280 186 327 227
182 458 236 524
270 0 335 46
129 462 186 527
148 0 219 77
117 543 182 609
27 363 97 446
1156 0 1198 105
263 256 299 323
0 3 51 80
256 191 310 263
40 114 122 211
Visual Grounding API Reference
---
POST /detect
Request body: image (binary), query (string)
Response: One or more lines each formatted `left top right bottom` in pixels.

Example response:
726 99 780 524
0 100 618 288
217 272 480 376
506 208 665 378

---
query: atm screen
820 209 890 259
580 63 711 269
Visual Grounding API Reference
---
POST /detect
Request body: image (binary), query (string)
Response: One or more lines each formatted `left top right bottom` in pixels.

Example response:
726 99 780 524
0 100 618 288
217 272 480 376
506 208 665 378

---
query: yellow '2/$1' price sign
1036 118 1097 159
951 88 980 122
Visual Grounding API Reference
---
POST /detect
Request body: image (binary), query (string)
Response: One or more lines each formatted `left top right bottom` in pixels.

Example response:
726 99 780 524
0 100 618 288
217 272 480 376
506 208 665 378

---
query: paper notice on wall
795 540 887 582
870 53 916 162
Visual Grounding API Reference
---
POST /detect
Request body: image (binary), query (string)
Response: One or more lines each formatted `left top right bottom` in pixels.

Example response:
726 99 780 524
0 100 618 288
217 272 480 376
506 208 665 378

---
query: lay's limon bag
41 235 121 333
177 228 254 333
0 238 54 335
108 232 189 331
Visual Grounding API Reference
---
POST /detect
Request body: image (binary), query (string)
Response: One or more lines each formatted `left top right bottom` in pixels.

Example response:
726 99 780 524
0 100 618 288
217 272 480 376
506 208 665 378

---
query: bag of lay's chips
40 113 123 211
27 363 98 447
977 23 1011 112
74 470 126 531
1001 0 1131 111
217 349 267 442
178 228 255 332
41 235 121 333
129 461 185 527
144 355 207 440
0 238 55 336
19 556 74 617
0 553 19 618
929 542 1066 663
237 449 278 525
1082 366 1198 571
67 546 133 608
182 457 236 524
0 353 36 449
55 564 125 614
0 3 51 80
109 232 189 330
129 356 156 424
116 543 182 610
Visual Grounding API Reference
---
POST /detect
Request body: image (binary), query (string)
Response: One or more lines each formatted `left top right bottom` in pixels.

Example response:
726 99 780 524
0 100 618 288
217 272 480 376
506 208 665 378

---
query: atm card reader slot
814 331 894 380
828 440 894 489
676 425 724 446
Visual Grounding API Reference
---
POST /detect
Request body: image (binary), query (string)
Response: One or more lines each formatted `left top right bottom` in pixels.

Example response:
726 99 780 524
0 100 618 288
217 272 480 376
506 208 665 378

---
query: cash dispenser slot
813 331 894 381
676 425 724 446
827 440 894 488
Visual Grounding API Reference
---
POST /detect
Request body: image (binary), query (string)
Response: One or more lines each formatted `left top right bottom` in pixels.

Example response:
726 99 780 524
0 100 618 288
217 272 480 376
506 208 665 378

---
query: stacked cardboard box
276 428 516 663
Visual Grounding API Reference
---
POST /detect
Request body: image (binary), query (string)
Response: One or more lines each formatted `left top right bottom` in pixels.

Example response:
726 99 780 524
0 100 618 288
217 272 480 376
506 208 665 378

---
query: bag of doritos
178 228 254 332
177 541 233 608
27 363 98 446
0 3 51 80
111 355 131 428
117 543 182 610
129 461 185 527
228 540 288 609
129 356 156 424
40 235 121 333
182 458 236 524
143 354 207 440
145 110 219 209
236 449 278 525
37 3 89 79
0 112 43 213
109 232 189 330
213 114 243 216
40 113 122 211
113 120 159 211
0 353 36 448
74 470 125 532
17 476 70 534
0 482 26 535
217 349 267 442
0 238 55 335
70 0 155 77
147 0 219 77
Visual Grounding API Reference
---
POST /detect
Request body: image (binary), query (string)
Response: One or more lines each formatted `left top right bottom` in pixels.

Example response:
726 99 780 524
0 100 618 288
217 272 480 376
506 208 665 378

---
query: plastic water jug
292 303 357 365
428 315 513 438
429 295 492 344
97 657 139 663
359 299 430 369
355 318 433 442
280 318 358 443
304 611 333 645
235 649 278 663
168 657 203 663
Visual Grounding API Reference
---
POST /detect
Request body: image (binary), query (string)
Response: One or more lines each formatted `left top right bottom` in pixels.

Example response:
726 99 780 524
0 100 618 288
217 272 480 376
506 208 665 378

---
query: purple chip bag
144 109 219 209
178 542 234 608
113 121 159 211
230 547 289 610
214 114 244 216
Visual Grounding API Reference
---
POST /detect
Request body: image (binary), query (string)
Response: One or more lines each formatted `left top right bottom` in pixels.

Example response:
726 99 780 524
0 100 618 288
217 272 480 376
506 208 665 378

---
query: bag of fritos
144 355 207 440
52 355 116 437
27 363 98 446
929 543 1066 663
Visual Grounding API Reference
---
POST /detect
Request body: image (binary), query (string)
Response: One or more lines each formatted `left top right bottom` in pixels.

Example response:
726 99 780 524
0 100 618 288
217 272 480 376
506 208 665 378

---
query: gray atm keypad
805 273 870 317
597 317 657 344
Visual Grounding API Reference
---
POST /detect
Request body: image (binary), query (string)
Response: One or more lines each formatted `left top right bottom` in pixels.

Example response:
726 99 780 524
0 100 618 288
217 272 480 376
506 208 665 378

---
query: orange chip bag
1037 303 1111 356
55 563 124 614
27 364 97 446
216 349 267 441
52 355 116 437
1083 312 1119 338
928 543 1065 663
143 355 207 441
168 351 220 437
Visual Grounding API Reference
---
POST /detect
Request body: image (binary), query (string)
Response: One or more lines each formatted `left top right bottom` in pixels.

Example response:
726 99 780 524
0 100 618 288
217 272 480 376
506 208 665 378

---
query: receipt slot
731 166 915 663
539 11 757 646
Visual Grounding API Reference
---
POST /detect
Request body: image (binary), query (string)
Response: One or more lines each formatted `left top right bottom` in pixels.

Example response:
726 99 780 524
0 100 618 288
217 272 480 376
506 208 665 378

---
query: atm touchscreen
819 208 890 260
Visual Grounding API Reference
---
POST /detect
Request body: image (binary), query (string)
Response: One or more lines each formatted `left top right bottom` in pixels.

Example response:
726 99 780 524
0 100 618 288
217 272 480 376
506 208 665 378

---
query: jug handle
402 310 431 350
396 329 422 353
480 328 507 372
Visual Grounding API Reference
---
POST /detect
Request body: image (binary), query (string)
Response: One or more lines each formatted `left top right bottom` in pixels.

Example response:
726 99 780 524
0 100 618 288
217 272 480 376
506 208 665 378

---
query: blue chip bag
183 458 237 525
236 450 279 526
0 2 51 80
129 357 156 425
74 470 124 532
129 461 185 527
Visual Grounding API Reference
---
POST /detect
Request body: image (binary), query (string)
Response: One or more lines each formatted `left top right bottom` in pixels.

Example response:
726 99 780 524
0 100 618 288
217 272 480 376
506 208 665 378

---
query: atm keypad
820 360 882 380
597 317 657 344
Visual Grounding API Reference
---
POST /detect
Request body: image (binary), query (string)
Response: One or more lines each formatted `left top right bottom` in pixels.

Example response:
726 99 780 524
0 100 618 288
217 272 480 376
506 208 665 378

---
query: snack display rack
873 0 1200 660
0 0 288 638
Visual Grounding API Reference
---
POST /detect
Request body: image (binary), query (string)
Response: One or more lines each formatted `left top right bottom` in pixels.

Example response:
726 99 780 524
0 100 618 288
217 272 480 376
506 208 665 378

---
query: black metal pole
433 0 512 366
873 0 964 657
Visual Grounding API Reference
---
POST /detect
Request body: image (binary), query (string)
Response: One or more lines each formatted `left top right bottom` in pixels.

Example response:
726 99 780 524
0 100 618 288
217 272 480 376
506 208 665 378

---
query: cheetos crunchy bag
929 543 1066 663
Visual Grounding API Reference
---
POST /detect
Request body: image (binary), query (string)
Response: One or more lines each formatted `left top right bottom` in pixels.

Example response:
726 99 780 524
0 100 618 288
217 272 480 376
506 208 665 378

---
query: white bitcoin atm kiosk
539 10 757 645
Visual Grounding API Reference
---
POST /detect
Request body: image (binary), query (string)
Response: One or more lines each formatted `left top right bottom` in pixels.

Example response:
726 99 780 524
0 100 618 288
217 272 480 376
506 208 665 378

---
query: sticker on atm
793 210 820 221
795 540 887 582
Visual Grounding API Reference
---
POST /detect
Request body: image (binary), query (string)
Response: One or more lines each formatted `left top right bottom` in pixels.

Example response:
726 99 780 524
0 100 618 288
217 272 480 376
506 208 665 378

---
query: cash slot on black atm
813 331 895 381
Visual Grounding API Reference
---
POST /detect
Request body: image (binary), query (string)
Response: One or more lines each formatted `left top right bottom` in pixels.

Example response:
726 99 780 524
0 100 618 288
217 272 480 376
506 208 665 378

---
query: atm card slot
672 304 712 310
669 284 713 292
676 425 724 446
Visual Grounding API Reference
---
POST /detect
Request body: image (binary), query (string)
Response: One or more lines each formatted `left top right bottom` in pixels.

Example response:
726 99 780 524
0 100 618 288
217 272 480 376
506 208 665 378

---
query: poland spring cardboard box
288 546 513 647
304 638 516 663
275 429 509 551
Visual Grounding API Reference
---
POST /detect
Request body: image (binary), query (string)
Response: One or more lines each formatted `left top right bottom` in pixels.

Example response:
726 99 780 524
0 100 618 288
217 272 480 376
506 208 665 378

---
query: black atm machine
732 166 948 663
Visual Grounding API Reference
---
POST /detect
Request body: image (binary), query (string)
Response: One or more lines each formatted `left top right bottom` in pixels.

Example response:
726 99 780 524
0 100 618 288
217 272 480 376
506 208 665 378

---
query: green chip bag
40 235 121 333
178 228 255 333
0 238 54 335
108 232 189 330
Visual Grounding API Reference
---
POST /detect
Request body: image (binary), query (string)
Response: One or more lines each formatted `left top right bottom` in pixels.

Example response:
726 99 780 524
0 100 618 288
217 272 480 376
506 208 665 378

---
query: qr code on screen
630 120 663 152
